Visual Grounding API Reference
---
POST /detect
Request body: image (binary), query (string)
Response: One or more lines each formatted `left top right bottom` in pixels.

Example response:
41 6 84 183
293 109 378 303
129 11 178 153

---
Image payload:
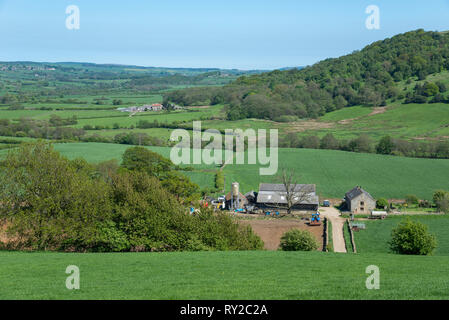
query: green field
3 142 447 199
222 148 449 199
1 250 448 299
353 215 449 256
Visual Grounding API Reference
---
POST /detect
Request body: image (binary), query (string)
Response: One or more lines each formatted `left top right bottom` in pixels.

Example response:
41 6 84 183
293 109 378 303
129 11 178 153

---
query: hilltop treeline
164 30 449 120
0 143 263 252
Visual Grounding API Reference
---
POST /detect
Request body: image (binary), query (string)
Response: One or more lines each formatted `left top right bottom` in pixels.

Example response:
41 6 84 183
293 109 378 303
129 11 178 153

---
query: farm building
256 183 319 211
344 186 376 214
225 182 248 210
225 191 248 209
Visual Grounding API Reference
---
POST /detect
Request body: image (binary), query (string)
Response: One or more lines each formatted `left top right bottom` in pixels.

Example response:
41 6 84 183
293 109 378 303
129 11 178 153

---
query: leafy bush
280 229 319 251
433 190 449 213
405 194 419 205
376 198 389 209
389 219 437 255
215 171 224 191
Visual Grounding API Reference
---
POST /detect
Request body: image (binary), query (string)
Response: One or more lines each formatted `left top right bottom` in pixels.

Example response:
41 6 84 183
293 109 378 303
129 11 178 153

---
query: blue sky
1 0 449 69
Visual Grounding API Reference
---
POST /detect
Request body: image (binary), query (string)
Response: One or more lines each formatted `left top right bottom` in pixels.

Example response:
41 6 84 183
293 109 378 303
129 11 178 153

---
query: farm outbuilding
345 186 376 214
256 183 319 211
225 191 248 209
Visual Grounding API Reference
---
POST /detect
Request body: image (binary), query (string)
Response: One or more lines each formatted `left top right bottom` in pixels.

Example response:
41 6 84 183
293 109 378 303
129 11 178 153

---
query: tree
348 134 373 153
320 133 339 150
280 229 319 251
300 135 320 149
376 136 394 155
376 198 389 209
405 194 419 206
121 146 174 178
277 168 313 215
389 219 437 255
0 142 112 250
433 190 449 213
161 171 200 203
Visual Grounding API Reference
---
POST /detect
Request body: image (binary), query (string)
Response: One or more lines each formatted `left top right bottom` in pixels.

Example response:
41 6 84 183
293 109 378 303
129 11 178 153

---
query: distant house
344 186 376 214
150 103 163 111
118 103 164 113
256 183 319 211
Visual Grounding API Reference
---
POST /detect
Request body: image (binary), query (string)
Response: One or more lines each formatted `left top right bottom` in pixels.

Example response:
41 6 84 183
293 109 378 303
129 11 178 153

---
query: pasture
296 102 449 141
353 215 449 256
1 250 448 299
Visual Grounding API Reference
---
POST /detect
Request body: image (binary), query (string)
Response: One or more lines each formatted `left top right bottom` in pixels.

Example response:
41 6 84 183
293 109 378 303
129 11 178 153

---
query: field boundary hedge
347 219 357 253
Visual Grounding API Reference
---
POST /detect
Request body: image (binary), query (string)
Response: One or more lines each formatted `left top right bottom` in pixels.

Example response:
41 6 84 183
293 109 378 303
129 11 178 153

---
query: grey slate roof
257 183 318 205
345 186 374 201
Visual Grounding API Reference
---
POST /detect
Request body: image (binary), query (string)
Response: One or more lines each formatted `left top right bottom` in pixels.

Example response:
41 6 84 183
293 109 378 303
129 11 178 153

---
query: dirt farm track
239 218 324 251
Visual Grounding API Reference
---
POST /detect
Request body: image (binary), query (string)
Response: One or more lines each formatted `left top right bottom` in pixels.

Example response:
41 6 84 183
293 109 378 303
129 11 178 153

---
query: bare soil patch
368 107 387 116
239 218 324 251
285 120 335 133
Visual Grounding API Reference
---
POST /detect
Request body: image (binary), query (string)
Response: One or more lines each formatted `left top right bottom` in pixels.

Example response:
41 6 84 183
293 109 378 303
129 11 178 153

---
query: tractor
309 212 322 226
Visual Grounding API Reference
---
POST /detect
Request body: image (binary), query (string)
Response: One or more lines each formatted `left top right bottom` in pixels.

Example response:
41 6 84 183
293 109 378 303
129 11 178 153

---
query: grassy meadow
1 250 449 300
353 215 449 256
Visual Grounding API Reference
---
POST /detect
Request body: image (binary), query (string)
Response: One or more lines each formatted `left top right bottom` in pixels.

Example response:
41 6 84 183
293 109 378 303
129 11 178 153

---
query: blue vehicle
310 212 321 226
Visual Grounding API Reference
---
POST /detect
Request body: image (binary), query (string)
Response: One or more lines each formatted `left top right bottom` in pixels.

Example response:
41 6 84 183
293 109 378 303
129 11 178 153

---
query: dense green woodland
164 30 449 120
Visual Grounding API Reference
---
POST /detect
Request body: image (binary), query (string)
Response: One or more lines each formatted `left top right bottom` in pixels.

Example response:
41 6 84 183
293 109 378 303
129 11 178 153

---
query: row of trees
376 190 449 213
281 133 449 159
0 143 263 252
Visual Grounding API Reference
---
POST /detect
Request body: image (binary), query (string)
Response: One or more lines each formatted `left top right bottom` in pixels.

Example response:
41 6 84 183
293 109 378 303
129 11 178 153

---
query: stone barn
344 186 376 214
256 183 319 211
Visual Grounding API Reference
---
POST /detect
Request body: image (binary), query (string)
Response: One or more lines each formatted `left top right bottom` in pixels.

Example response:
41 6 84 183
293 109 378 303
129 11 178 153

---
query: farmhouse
118 103 164 112
344 186 376 214
256 183 319 211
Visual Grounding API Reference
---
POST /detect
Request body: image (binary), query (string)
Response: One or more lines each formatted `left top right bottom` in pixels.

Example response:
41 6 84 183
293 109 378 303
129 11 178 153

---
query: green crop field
221 148 449 200
353 215 449 256
1 250 448 299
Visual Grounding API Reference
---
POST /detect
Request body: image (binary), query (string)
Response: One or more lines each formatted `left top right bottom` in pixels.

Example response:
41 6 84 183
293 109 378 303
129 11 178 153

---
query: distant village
117 103 184 113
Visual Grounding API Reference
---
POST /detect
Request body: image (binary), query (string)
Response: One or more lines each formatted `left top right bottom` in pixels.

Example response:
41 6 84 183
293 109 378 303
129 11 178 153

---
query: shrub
405 194 419 205
376 198 389 209
215 171 224 191
433 190 449 213
280 229 319 251
389 219 437 255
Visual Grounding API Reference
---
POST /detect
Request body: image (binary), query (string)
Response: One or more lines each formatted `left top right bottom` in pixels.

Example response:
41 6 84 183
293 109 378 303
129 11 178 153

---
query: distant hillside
164 30 449 121
0 61 267 97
